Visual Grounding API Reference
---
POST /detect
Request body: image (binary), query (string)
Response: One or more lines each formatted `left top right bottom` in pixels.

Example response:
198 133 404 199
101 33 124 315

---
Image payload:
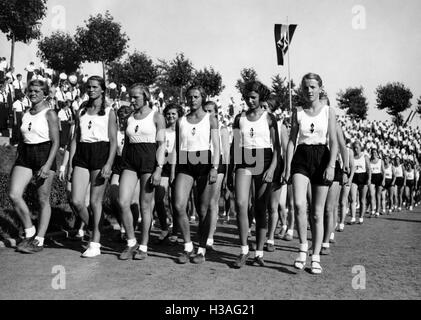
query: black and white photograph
0 0 420 307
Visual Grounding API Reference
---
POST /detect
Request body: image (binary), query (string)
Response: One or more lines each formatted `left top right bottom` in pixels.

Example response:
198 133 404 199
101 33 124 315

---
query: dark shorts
176 150 211 179
112 155 124 176
217 155 228 175
333 160 343 183
353 172 368 185
406 180 415 188
121 143 157 176
273 156 284 185
395 177 404 187
384 178 393 189
371 173 383 186
73 141 110 171
291 144 331 186
14 141 57 172
235 148 273 177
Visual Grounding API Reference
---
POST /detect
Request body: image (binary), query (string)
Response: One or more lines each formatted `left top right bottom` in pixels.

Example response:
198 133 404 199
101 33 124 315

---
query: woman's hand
323 166 335 182
263 168 274 183
151 169 162 187
100 164 112 180
37 164 51 180
209 167 217 184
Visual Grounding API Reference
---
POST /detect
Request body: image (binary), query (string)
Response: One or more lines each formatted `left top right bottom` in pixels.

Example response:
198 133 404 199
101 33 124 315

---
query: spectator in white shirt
13 74 25 96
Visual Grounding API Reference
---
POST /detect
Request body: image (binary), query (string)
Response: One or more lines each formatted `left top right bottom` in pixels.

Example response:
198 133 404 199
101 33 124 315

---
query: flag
274 24 297 65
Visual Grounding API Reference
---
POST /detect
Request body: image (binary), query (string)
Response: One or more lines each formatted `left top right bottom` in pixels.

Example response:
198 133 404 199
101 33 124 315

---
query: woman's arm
284 108 299 181
365 155 371 185
264 113 279 182
102 109 117 178
220 126 230 178
326 107 338 180
209 115 220 184
151 112 166 186
39 109 60 178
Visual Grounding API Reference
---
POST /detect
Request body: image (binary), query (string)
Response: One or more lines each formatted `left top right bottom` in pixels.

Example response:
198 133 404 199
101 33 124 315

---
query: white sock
241 245 249 255
184 242 193 252
330 232 335 240
322 242 330 249
120 226 126 234
299 242 308 252
138 244 147 252
127 238 137 247
281 225 287 230
197 247 206 256
89 242 101 249
266 239 274 245
34 236 44 246
286 229 293 236
339 223 345 228
350 217 356 222
77 229 85 237
255 250 264 258
206 238 214 246
359 217 364 222
25 226 36 238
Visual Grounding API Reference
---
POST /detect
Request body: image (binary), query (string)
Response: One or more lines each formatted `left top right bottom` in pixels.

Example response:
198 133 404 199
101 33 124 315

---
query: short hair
186 85 207 105
163 103 184 118
301 73 323 88
129 83 151 102
28 79 49 96
204 100 218 113
242 81 271 102
16 74 22 78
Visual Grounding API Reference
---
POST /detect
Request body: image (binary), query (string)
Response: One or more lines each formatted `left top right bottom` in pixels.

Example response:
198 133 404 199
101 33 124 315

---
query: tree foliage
108 51 158 87
271 74 297 111
235 68 258 97
75 11 129 77
376 82 413 125
192 67 225 98
37 31 83 74
157 53 194 102
336 87 368 120
0 0 47 67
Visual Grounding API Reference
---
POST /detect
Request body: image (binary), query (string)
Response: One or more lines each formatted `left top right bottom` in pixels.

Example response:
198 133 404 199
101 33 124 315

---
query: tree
376 82 413 126
192 67 225 98
108 51 158 87
292 84 306 108
235 68 258 96
157 53 194 103
0 0 47 69
75 11 129 81
37 31 83 75
271 74 297 111
337 87 368 120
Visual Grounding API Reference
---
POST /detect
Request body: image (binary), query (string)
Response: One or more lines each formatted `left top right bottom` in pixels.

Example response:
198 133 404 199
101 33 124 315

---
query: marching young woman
203 101 230 250
381 154 394 214
350 140 371 225
404 159 416 211
117 84 166 260
338 139 355 232
368 148 384 217
322 119 349 254
9 79 60 253
108 105 140 244
68 76 117 258
228 80 280 268
283 73 338 274
392 156 404 212
154 103 183 245
172 85 220 264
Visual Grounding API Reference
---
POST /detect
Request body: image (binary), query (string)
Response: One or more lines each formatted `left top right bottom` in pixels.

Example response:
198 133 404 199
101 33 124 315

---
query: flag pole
287 16 292 112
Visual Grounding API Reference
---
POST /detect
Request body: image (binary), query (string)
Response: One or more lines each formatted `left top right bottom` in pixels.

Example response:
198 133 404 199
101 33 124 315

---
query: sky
1 0 420 127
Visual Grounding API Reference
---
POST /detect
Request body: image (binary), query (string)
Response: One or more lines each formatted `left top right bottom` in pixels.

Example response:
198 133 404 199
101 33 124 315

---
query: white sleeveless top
394 165 403 178
116 130 125 156
370 159 382 174
354 154 367 173
21 108 51 144
79 106 112 143
165 128 176 154
384 165 393 179
405 169 414 180
297 104 329 145
179 113 211 152
126 111 157 144
239 111 272 149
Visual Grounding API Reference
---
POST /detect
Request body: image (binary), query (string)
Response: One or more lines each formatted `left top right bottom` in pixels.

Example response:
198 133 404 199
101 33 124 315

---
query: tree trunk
102 61 107 83
10 33 15 69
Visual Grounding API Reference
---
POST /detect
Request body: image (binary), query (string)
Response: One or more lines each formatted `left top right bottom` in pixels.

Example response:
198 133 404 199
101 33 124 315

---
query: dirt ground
0 206 420 300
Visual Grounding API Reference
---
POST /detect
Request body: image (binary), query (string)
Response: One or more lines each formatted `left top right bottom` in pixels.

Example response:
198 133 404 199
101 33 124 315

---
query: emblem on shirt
135 125 139 133
250 128 254 138
310 123 315 134
121 138 124 146
192 128 196 136
28 122 32 131
88 121 92 130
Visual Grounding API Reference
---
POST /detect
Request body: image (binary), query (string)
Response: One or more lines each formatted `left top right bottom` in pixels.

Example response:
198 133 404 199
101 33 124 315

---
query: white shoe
409 206 413 211
81 243 101 258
